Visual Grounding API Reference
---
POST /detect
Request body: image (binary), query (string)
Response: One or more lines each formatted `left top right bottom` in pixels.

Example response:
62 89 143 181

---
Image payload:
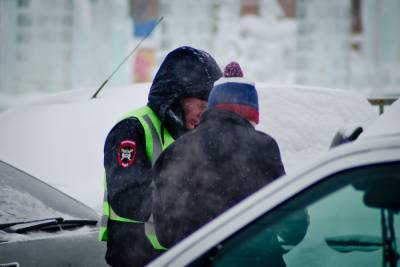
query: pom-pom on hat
208 62 259 124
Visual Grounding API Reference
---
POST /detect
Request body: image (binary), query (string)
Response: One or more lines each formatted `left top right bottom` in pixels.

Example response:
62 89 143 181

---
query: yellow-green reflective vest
98 106 174 251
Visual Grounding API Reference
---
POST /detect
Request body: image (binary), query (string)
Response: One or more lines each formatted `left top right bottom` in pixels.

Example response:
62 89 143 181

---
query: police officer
99 46 222 267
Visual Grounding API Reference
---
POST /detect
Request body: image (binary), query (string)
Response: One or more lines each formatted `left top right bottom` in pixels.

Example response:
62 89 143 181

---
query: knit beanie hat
208 62 259 124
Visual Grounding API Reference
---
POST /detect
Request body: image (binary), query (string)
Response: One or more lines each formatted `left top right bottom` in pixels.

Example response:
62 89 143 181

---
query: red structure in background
133 48 156 83
130 0 159 83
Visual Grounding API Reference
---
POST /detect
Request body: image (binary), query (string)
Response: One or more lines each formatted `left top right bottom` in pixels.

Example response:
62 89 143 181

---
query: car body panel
0 231 107 267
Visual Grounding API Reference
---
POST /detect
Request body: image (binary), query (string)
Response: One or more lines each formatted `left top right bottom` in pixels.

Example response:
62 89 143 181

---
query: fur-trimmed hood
147 46 222 139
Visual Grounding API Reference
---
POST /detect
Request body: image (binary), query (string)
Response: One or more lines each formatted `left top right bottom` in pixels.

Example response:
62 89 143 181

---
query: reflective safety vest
98 106 174 250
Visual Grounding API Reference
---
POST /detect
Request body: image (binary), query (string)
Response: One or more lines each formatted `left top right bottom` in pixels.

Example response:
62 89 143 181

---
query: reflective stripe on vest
98 106 174 251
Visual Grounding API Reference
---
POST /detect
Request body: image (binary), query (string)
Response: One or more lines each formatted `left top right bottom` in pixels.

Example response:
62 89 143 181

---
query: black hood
148 46 222 139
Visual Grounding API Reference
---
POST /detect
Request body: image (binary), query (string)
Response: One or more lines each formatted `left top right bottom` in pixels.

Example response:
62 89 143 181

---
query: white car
148 100 400 267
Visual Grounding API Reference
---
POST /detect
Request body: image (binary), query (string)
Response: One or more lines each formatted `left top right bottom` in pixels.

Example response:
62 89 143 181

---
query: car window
197 162 400 267
0 161 98 223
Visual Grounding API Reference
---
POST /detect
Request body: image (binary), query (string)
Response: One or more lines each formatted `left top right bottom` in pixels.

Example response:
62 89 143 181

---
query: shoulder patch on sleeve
118 140 136 168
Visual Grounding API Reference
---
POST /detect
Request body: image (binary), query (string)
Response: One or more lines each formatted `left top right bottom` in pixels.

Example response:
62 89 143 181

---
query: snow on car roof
0 84 377 211
360 99 400 139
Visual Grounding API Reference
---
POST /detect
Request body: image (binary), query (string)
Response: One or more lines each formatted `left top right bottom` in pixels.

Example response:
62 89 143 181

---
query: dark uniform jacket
152 109 286 248
103 46 221 267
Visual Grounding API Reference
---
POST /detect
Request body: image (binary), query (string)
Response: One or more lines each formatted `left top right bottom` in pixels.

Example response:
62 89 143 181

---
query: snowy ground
0 84 378 211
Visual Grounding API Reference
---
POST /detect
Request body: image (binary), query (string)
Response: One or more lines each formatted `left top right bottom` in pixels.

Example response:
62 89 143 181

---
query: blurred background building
0 0 130 94
296 0 400 96
0 0 399 106
360 0 400 96
296 0 352 90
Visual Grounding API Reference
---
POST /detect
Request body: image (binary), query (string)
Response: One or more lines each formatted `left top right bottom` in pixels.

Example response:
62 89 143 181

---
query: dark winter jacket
104 46 222 267
152 109 286 249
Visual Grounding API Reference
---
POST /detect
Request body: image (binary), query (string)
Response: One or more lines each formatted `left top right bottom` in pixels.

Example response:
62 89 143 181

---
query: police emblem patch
118 140 136 168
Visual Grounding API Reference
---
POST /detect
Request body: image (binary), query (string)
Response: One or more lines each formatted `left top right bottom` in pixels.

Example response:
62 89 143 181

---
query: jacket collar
201 109 255 129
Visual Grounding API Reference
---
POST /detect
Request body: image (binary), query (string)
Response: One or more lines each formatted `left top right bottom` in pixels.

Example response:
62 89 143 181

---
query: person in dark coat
152 62 286 248
101 46 222 267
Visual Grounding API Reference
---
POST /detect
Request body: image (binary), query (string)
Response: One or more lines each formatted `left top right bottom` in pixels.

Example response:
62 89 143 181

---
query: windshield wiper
0 217 64 230
0 217 97 233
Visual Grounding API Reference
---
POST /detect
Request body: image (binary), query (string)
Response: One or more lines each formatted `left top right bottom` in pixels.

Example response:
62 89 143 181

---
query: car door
193 161 400 267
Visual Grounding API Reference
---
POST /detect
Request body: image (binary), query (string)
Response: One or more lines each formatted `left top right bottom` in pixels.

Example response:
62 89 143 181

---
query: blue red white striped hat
208 62 259 124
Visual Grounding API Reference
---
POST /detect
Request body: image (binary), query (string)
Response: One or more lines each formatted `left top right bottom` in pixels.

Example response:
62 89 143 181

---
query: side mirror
329 125 363 149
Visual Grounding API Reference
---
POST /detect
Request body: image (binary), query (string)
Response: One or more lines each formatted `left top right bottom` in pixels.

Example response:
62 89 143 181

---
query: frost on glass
0 181 67 223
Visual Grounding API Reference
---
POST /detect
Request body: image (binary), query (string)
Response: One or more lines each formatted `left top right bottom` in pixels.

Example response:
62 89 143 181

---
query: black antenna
91 17 164 99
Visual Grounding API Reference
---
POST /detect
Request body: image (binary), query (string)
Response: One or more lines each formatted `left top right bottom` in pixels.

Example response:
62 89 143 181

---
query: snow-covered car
0 84 378 211
0 161 107 267
148 100 400 267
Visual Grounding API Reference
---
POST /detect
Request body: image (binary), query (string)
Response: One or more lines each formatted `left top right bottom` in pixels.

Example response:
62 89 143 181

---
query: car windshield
0 161 98 224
